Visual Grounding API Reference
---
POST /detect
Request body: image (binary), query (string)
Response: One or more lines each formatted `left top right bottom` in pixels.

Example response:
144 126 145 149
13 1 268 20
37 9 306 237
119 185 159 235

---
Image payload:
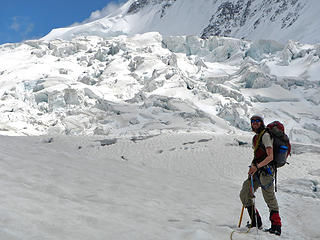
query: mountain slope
43 0 320 44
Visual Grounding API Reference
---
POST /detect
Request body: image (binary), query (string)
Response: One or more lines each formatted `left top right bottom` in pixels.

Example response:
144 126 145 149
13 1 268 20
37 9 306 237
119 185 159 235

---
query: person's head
250 114 265 133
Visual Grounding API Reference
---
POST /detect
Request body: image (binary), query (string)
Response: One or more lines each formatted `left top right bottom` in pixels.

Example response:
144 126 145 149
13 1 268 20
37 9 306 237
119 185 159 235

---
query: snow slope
43 0 320 44
1 2 320 239
1 33 320 144
0 133 319 240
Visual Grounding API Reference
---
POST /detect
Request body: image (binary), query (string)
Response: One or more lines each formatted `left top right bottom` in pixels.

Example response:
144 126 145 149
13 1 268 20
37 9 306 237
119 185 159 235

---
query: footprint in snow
183 141 196 145
198 138 212 143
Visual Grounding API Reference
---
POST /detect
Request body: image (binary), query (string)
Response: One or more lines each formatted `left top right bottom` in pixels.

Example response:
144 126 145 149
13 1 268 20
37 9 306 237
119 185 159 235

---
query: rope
230 227 251 240
255 173 274 191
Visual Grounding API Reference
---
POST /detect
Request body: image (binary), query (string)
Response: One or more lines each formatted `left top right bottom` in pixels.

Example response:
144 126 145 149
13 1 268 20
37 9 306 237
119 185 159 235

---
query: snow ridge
43 0 320 44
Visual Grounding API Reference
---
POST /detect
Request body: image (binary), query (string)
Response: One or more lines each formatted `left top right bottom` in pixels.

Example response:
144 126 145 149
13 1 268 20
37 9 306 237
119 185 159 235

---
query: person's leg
260 172 282 235
239 176 262 228
240 177 260 207
246 205 262 228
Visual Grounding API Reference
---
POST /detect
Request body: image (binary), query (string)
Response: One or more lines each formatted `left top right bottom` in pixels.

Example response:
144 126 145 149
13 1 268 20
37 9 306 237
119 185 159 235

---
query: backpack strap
275 168 278 192
254 129 266 154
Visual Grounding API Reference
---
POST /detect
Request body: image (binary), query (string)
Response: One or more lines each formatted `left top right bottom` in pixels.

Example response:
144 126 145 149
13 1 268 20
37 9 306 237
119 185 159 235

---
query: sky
0 0 124 45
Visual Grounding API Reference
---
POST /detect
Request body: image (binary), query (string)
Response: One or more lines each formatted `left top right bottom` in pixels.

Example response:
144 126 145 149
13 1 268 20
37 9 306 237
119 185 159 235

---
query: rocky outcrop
201 0 306 39
127 0 151 14
127 0 176 15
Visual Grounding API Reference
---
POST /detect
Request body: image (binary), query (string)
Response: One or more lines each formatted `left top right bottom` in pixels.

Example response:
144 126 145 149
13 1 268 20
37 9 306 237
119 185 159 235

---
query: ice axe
238 205 245 227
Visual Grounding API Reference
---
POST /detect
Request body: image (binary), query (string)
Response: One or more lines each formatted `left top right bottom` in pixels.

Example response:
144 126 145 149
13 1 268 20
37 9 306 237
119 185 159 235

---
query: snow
1 1 320 238
42 0 320 45
0 133 319 239
0 32 320 145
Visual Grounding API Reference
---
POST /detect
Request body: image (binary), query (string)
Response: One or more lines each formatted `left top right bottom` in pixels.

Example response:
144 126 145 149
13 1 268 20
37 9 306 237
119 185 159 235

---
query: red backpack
266 121 291 168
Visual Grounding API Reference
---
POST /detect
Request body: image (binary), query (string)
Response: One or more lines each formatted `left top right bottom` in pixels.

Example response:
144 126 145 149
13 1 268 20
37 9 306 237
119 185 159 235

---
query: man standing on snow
239 114 282 236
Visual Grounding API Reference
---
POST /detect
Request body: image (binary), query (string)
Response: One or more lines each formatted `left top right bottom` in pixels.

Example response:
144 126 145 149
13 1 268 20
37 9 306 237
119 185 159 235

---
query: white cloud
9 16 35 40
70 0 126 27
24 22 34 35
89 2 120 20
10 17 21 31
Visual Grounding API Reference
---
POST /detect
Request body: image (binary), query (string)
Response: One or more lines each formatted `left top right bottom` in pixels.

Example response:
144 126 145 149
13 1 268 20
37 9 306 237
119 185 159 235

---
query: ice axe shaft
238 205 245 228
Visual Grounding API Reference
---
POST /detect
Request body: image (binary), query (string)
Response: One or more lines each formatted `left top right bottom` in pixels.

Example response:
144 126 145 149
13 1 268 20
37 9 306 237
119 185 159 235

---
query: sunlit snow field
1 17 320 240
0 133 319 240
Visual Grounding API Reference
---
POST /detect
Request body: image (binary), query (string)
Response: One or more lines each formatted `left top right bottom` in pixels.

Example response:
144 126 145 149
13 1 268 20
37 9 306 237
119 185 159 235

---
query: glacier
1 1 320 239
0 32 319 144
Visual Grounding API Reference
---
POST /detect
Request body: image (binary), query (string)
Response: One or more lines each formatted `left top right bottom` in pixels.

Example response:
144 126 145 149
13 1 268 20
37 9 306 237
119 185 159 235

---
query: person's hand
248 165 258 176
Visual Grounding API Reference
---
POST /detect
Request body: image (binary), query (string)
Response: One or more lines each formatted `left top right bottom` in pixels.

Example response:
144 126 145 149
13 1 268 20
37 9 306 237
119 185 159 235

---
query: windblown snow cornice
42 0 320 44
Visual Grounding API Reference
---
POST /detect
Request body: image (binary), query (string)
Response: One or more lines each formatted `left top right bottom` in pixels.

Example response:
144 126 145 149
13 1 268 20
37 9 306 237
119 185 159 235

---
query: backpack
266 121 291 168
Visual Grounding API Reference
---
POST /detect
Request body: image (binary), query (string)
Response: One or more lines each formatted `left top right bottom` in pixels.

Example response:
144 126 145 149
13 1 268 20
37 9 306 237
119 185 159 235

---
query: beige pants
239 169 279 212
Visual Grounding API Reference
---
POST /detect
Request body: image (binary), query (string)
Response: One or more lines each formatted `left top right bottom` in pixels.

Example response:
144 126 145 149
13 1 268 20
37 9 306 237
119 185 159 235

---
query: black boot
266 225 281 236
246 206 262 229
266 211 282 236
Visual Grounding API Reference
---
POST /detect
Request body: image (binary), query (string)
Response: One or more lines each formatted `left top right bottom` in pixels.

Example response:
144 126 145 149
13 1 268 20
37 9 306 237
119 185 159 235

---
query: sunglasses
251 119 262 123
